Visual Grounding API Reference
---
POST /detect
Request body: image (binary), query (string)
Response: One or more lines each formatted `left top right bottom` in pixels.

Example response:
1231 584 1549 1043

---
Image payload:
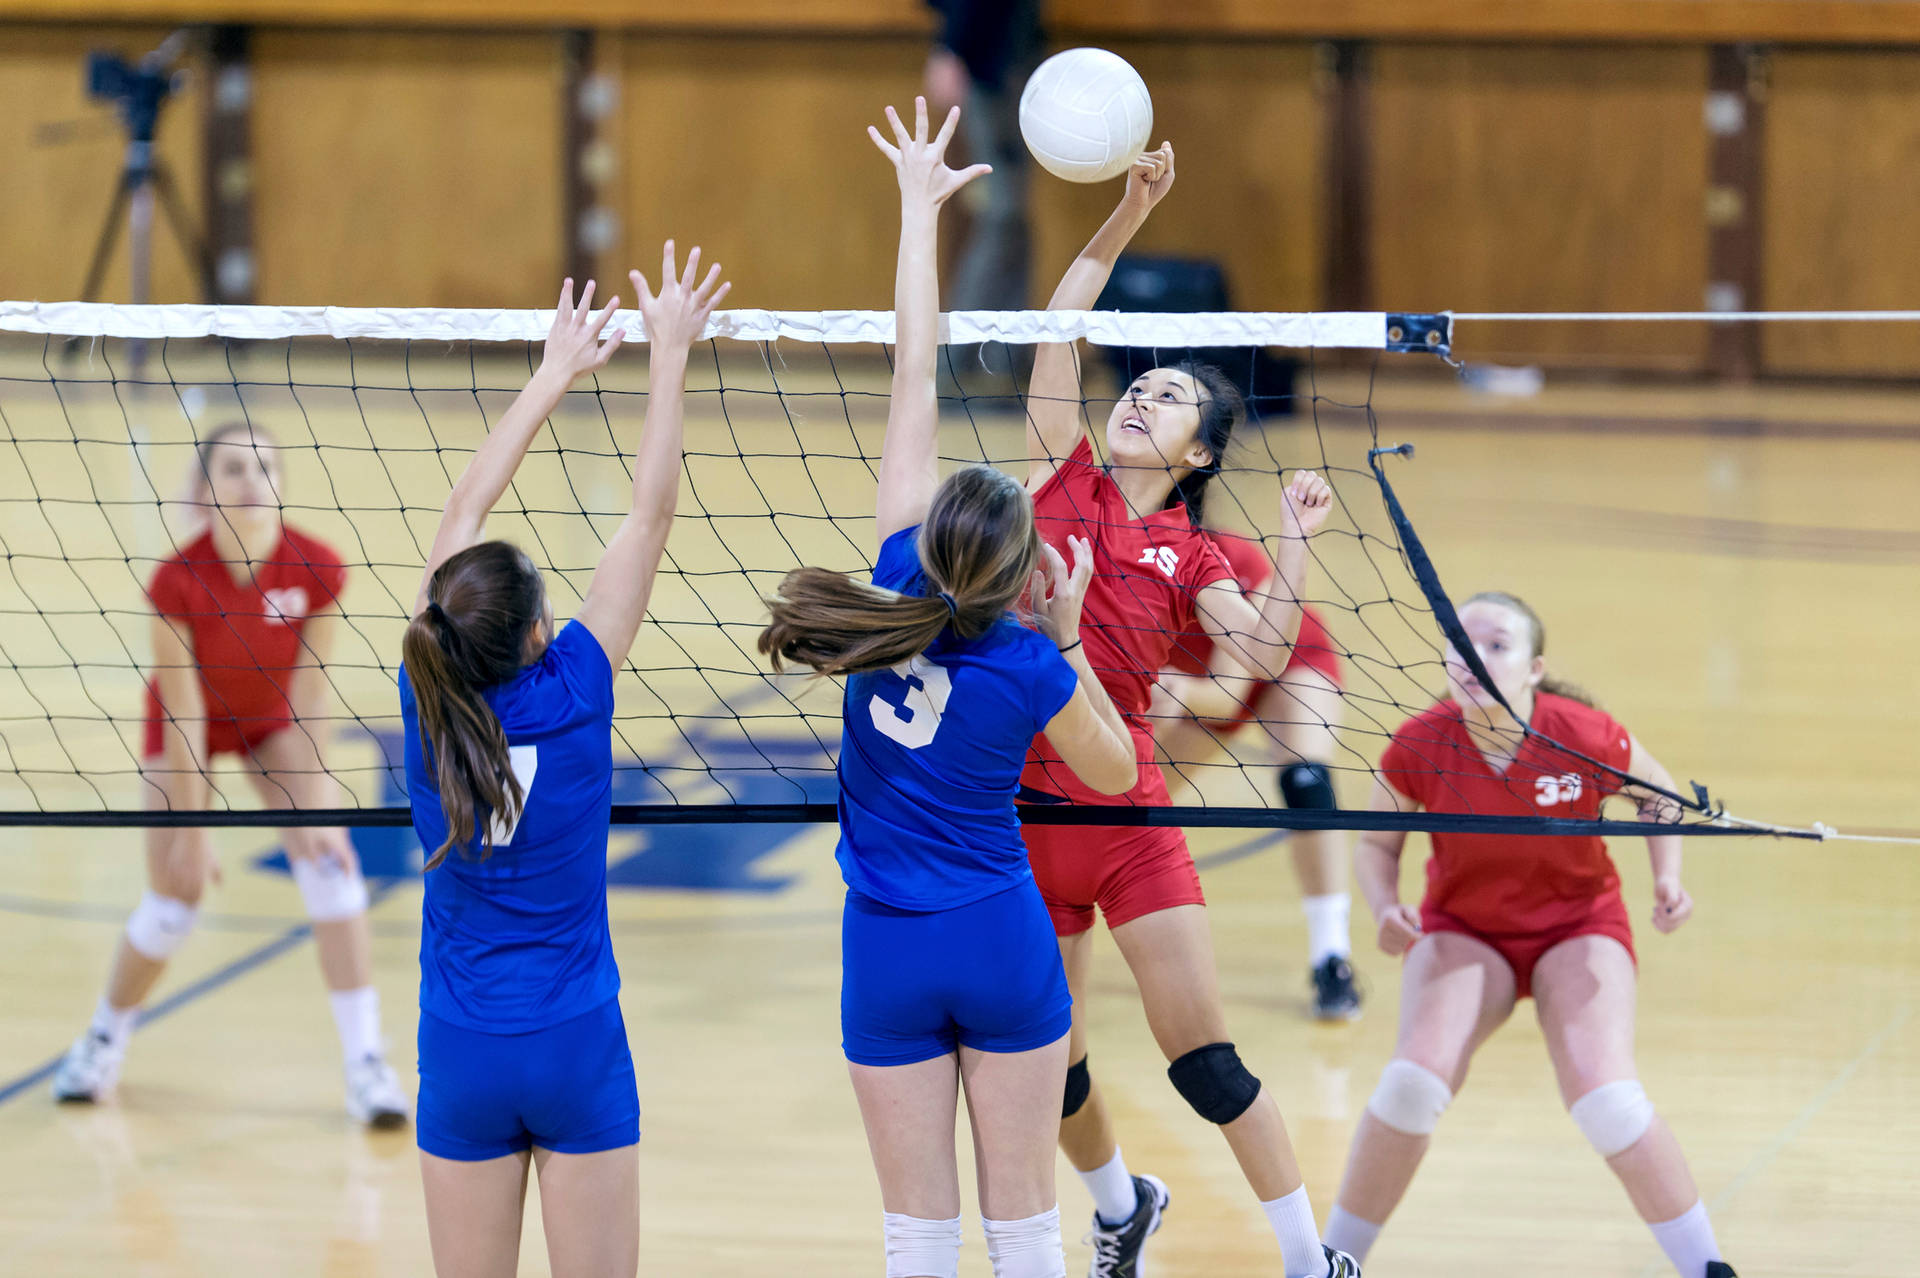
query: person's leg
532 1145 640 1278
961 1035 1070 1278
419 1149 531 1278
1323 931 1517 1264
1533 934 1728 1277
1107 903 1325 1276
1258 673 1357 999
850 1054 965 1278
1053 924 1148 1233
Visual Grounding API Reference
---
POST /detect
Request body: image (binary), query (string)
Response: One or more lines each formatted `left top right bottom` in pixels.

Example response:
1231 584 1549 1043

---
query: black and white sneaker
1085 1173 1169 1278
1704 1264 1738 1278
1323 1242 1364 1276
1311 955 1363 1022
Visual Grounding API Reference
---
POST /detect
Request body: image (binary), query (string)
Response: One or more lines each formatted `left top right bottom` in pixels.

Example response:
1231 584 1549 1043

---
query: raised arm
1620 735 1695 934
413 279 626 617
869 98 991 541
1192 471 1333 681
1026 144 1175 490
574 242 730 666
1355 774 1424 955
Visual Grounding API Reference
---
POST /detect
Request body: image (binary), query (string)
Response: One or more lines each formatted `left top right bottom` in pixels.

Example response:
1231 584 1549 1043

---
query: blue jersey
400 618 619 1033
836 526 1080 911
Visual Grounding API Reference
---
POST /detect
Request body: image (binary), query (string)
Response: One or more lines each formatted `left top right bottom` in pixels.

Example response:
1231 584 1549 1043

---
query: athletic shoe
345 1053 411 1130
1704 1264 1738 1278
1085 1173 1169 1278
1311 955 1363 1021
51 1030 124 1104
1324 1242 1364 1276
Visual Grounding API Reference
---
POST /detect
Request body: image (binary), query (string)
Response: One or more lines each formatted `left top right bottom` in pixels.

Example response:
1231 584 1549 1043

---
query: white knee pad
125 891 198 960
883 1212 962 1278
292 855 369 923
982 1206 1065 1278
1569 1079 1655 1157
1366 1059 1453 1136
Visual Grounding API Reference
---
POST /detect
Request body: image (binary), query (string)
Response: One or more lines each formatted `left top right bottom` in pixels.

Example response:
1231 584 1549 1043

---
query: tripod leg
80 171 136 303
151 162 214 302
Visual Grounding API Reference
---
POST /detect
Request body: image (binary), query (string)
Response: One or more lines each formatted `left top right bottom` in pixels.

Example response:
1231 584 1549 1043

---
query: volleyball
1018 48 1154 184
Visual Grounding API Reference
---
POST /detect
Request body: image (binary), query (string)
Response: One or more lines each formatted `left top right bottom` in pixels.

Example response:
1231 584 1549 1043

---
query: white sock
982 1206 1065 1278
1302 893 1352 964
328 987 383 1064
90 996 138 1053
1261 1185 1329 1278
1648 1200 1722 1277
1078 1148 1140 1227
1323 1205 1382 1265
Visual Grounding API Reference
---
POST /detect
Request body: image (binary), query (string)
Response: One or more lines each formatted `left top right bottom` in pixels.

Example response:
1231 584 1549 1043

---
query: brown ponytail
1462 589 1598 709
403 541 548 869
759 464 1042 677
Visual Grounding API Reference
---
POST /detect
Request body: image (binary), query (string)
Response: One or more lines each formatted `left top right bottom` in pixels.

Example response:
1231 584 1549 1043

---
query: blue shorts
841 879 1072 1067
416 997 639 1161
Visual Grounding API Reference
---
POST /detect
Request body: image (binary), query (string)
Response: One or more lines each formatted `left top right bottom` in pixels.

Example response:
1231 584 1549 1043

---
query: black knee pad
1167 1042 1262 1125
1063 1055 1091 1118
1279 761 1336 811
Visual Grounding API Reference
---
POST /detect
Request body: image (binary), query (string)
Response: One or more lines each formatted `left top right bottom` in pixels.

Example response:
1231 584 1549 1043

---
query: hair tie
426 600 450 626
937 591 959 619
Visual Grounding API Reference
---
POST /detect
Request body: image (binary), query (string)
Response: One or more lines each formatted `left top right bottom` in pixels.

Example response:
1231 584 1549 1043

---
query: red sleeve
1031 434 1100 510
290 530 347 612
1177 530 1236 596
1377 733 1429 808
146 558 193 622
1591 710 1636 797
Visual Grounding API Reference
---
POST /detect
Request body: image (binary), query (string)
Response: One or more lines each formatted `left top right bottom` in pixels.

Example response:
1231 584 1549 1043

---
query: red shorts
141 711 289 761
1023 822 1205 937
1419 894 1635 1000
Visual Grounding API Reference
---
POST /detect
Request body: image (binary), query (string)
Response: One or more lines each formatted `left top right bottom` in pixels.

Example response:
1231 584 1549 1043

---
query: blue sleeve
548 619 616 719
871 526 925 594
1025 632 1079 731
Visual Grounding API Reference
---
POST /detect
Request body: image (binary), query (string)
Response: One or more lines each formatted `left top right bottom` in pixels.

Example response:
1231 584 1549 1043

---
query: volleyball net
0 301 1842 839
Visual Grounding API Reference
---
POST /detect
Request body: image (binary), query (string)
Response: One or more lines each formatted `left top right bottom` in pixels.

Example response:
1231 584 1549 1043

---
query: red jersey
1022 437 1235 804
1164 531 1340 687
1378 693 1635 936
142 526 347 756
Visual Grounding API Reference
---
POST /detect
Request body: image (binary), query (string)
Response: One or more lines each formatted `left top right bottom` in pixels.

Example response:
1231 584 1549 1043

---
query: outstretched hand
869 96 992 208
631 240 730 354
1280 469 1334 540
1120 142 1176 213
539 277 625 384
1028 534 1095 648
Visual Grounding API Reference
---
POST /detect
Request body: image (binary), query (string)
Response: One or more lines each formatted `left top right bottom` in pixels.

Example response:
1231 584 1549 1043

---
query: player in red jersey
52 422 408 1128
1154 530 1361 1021
1020 145 1358 1278
1320 592 1737 1278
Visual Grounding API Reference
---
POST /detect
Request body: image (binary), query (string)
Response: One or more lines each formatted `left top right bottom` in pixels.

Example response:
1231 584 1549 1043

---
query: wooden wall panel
0 25 205 304
1029 42 1323 313
1371 44 1709 369
250 30 562 307
613 34 922 311
1762 50 1920 378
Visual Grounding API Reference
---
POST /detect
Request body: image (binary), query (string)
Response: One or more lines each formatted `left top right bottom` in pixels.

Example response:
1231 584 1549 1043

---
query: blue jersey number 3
866 655 953 750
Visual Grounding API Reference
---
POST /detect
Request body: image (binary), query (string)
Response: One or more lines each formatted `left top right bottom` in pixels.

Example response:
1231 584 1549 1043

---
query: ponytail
404 541 548 870
758 464 1042 679
758 569 957 677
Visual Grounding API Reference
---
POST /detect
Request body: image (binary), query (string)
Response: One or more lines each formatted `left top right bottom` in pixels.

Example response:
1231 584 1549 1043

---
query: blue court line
0 880 399 1110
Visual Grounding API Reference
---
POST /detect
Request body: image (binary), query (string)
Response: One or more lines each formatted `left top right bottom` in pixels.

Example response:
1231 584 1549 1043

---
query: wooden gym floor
0 348 1915 1275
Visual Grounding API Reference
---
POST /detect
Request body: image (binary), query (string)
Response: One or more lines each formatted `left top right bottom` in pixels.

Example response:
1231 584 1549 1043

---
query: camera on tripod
85 33 188 149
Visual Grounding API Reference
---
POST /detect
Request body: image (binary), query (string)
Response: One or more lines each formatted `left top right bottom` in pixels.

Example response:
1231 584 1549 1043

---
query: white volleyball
1018 48 1153 184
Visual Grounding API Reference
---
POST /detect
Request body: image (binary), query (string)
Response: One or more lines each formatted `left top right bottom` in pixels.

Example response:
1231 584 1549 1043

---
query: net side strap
0 301 1447 352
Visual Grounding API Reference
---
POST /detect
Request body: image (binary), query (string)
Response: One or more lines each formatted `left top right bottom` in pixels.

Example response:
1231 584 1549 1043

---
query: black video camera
86 34 187 146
